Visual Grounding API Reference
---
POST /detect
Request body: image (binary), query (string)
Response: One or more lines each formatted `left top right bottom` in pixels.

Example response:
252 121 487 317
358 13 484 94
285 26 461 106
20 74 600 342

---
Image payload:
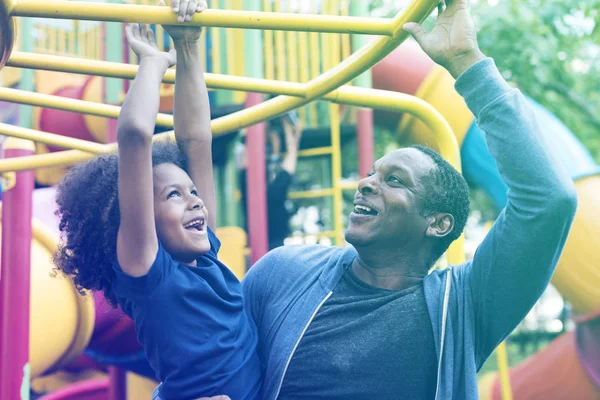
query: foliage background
369 0 600 163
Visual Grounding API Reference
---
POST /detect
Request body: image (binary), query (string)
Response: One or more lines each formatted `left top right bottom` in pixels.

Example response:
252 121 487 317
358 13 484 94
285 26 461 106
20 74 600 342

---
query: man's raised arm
405 0 577 366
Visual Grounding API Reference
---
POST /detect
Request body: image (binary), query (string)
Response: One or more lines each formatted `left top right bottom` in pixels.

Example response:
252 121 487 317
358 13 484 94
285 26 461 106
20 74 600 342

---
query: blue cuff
454 58 514 119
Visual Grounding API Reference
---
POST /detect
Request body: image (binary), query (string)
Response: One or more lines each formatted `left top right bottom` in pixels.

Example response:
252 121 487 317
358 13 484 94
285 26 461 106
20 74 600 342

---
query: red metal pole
357 108 374 178
245 93 268 264
0 138 35 400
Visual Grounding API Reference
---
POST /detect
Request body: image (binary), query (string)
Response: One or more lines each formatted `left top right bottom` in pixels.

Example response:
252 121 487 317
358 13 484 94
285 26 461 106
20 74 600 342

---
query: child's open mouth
183 217 205 231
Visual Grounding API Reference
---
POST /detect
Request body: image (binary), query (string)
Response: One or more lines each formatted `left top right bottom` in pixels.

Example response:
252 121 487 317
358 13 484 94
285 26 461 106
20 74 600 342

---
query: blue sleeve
454 59 578 367
113 242 176 301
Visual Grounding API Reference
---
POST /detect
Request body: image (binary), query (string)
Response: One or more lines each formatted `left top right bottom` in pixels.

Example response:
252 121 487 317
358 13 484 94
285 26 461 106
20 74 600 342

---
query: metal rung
339 180 358 191
297 146 333 157
289 230 337 239
288 188 335 199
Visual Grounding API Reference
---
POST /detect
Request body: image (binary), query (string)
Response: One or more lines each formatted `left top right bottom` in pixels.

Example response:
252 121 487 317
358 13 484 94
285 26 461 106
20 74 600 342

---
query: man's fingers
196 0 207 11
402 22 428 44
170 0 180 13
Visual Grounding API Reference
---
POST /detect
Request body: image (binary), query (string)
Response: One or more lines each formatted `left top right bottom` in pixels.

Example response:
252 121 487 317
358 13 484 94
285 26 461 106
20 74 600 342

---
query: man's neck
351 248 428 291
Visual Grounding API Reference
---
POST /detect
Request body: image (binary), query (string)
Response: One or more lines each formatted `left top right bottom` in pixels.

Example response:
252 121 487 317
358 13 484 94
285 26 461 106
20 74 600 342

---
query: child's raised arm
160 0 217 231
116 24 176 277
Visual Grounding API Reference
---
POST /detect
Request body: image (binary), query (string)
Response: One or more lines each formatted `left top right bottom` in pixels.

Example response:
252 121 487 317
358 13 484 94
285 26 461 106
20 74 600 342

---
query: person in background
238 111 303 249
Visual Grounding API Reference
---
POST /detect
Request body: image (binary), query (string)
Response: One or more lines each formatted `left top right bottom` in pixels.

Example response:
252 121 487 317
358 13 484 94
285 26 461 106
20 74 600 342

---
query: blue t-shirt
113 229 262 400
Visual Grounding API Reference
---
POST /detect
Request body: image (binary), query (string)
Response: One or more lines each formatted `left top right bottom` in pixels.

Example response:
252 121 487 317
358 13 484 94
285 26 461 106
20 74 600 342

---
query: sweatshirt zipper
434 270 452 400
273 291 333 400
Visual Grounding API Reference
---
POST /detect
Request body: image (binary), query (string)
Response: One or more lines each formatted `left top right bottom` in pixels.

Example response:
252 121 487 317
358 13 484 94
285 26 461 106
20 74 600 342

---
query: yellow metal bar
0 87 174 127
0 87 458 201
0 0 443 180
339 180 358 191
286 0 298 85
10 1 394 35
210 0 221 74
307 0 319 126
86 28 93 58
94 26 100 59
288 188 335 200
232 0 245 103
58 28 67 55
198 31 206 72
297 23 309 123
329 0 344 246
297 146 332 157
262 0 274 81
273 1 286 82
290 230 337 239
69 21 77 55
340 0 351 64
48 27 56 54
6 51 308 96
224 0 234 73
496 338 513 399
155 24 165 51
0 123 109 154
330 102 344 246
77 22 84 57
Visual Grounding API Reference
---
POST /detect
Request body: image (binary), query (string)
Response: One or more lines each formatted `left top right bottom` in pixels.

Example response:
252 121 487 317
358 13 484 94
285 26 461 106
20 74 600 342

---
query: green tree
368 0 600 162
474 0 600 162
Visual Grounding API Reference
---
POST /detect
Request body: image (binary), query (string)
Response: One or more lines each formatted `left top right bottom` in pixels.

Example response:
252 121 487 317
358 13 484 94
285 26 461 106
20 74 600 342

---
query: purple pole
0 138 35 400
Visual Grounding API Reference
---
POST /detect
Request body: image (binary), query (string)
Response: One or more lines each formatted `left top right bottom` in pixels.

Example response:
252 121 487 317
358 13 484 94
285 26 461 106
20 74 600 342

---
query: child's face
152 163 211 265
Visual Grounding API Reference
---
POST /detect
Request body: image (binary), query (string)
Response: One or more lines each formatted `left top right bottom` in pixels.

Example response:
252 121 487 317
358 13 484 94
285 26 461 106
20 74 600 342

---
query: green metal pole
19 18 34 129
350 0 374 177
105 0 124 105
349 0 372 89
217 0 232 105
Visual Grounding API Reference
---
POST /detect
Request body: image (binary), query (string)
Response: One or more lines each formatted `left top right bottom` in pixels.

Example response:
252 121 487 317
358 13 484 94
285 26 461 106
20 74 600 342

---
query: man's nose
357 175 378 195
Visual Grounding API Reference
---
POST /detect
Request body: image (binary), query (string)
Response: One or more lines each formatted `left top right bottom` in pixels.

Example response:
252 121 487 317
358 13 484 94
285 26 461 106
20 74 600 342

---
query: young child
52 5 262 400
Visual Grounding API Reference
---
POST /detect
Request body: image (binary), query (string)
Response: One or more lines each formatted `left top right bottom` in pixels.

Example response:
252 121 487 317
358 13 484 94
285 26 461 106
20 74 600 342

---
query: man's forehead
373 148 434 171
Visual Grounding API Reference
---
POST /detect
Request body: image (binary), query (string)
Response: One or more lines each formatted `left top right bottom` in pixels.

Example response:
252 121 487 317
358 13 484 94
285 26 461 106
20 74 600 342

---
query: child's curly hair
53 140 187 307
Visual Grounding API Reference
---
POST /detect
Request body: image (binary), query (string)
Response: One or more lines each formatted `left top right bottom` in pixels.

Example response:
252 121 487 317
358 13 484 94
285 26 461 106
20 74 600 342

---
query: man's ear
425 213 455 238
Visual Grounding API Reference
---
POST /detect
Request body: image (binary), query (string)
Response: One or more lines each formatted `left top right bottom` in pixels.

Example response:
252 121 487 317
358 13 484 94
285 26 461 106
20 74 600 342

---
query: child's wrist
139 55 171 71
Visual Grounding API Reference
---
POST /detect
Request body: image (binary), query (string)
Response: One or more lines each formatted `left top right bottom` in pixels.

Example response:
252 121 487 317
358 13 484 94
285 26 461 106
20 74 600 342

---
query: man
242 0 578 399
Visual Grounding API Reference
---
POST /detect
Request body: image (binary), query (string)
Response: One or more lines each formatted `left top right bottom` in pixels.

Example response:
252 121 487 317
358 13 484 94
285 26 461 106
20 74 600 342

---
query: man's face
345 148 436 248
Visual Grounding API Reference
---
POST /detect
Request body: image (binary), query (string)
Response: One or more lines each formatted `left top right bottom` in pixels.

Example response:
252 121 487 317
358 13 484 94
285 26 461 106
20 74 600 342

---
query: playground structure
0 1 597 399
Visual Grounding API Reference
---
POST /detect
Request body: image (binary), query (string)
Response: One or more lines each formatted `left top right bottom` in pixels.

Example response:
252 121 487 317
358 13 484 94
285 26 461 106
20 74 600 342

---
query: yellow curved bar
0 87 175 127
0 86 458 171
0 123 109 154
10 1 394 35
7 51 308 97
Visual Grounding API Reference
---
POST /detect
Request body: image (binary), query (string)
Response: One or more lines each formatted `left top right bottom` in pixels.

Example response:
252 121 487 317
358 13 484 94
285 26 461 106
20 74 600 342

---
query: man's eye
388 176 403 184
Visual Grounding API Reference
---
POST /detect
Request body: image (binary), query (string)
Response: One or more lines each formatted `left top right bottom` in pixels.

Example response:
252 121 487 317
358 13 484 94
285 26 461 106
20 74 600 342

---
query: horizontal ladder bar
9 1 394 35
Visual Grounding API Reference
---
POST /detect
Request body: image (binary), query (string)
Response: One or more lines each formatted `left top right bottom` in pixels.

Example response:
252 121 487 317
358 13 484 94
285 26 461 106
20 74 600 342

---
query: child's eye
191 189 198 197
168 190 181 199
